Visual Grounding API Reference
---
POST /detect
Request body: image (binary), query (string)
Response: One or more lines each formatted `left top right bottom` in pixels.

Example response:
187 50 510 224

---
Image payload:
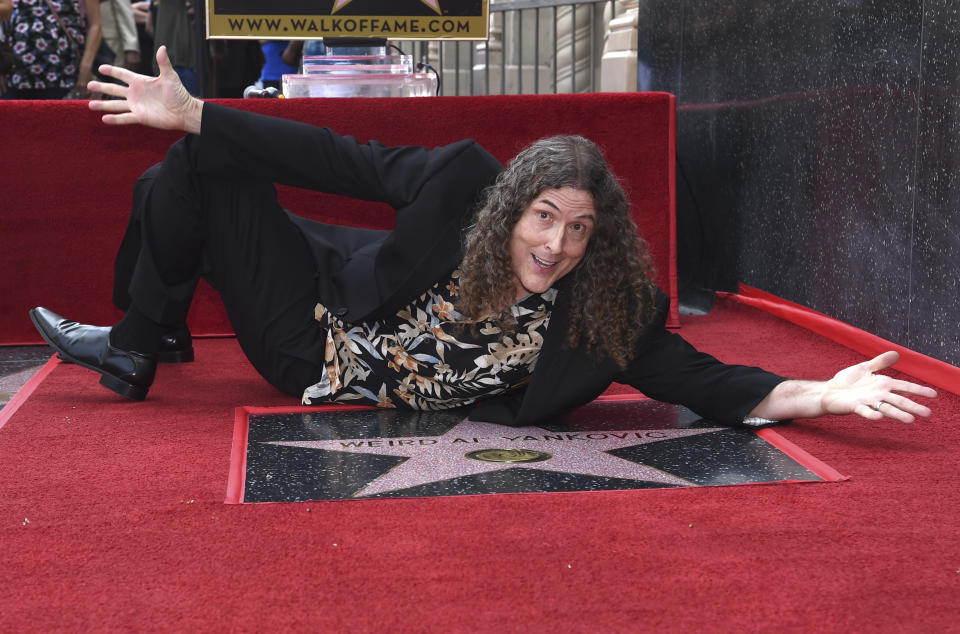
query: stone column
427 40 474 96
600 0 639 92
473 6 504 94
554 3 596 93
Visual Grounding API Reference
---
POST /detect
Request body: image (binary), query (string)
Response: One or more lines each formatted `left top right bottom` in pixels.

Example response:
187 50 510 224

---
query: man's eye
539 211 550 219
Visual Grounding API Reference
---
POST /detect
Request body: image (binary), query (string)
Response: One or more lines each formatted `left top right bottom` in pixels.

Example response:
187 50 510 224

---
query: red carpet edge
0 357 58 432
724 284 960 397
754 428 848 482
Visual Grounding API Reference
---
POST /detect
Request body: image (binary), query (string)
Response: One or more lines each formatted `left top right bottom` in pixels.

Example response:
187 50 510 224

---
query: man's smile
532 254 558 269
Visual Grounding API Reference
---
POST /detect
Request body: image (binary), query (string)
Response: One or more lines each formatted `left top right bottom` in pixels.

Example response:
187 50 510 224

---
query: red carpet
1 297 957 631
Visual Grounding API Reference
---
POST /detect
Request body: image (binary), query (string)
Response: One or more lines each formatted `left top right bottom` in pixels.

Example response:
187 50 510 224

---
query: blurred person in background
1 0 102 99
150 0 195 94
209 38 261 97
130 0 153 74
100 0 138 70
0 0 11 94
257 39 297 91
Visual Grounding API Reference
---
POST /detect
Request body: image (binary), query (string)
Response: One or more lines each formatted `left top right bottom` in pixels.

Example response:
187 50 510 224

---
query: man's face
508 187 596 302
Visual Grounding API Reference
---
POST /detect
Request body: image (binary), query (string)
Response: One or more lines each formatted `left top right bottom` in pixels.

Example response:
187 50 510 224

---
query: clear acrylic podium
282 55 438 98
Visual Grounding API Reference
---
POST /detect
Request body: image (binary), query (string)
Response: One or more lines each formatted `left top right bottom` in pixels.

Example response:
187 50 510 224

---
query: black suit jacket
197 104 785 426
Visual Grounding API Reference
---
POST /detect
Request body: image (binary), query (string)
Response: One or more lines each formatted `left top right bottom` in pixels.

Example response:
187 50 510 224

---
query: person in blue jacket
257 39 298 91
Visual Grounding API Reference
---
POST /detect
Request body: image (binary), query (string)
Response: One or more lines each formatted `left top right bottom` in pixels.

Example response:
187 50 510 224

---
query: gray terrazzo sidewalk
0 346 54 411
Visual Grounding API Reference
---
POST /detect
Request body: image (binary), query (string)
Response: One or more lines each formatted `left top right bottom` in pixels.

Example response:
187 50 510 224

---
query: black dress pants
112 136 327 397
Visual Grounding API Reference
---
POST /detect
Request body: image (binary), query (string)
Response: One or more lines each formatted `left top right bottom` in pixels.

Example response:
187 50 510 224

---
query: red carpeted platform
1 297 956 632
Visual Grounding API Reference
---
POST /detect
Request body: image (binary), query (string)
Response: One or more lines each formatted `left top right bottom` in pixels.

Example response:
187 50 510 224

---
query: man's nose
545 225 564 252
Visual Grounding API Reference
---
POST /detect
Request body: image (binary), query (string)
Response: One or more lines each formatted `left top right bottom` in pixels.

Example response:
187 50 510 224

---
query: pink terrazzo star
264 419 724 497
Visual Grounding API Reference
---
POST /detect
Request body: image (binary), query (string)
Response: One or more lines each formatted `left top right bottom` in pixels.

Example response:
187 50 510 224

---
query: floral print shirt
302 270 557 410
5 0 83 90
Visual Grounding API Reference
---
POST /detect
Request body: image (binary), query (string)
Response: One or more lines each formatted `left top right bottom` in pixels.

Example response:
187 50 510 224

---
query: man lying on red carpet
29 47 937 429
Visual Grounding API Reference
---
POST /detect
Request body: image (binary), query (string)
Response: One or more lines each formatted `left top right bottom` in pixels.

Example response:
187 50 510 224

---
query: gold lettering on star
332 0 442 15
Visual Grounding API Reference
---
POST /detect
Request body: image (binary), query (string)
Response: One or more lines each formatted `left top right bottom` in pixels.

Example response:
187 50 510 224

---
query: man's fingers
880 394 932 419
854 403 884 420
87 80 128 99
854 394 931 423
92 63 120 79
101 112 141 126
95 63 139 85
863 350 900 373
888 378 938 399
89 99 132 114
874 401 916 424
156 45 175 75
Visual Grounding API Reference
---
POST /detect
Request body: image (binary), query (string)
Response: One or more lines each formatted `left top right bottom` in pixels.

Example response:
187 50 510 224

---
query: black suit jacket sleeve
472 289 787 428
614 292 787 426
195 102 476 209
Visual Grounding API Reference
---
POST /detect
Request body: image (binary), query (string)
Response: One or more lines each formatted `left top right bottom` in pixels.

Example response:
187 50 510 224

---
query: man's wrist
749 379 828 421
183 98 203 135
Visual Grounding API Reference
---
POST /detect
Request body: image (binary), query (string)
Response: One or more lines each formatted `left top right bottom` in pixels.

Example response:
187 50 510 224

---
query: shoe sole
157 348 195 363
29 309 149 401
59 348 194 364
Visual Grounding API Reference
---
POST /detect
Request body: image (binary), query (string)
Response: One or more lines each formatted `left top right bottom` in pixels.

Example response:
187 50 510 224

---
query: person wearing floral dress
1 0 101 99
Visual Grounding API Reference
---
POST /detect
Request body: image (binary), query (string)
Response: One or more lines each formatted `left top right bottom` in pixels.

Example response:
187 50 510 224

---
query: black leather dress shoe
29 307 157 401
158 324 194 363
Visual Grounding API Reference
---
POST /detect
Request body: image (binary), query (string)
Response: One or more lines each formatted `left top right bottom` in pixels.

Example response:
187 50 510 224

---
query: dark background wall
636 0 959 366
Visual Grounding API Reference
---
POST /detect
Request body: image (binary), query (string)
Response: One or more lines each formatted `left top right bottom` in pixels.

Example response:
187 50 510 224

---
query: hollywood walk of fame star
263 419 725 497
332 0 443 15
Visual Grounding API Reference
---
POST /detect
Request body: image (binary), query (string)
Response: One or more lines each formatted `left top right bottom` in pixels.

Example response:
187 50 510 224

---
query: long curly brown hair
457 135 658 369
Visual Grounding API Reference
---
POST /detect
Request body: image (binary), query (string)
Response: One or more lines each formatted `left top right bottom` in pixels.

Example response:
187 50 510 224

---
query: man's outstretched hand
750 351 938 423
819 351 937 423
87 46 203 135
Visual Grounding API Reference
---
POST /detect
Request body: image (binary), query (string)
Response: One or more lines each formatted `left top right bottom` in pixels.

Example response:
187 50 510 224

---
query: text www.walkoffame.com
225 17 473 35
